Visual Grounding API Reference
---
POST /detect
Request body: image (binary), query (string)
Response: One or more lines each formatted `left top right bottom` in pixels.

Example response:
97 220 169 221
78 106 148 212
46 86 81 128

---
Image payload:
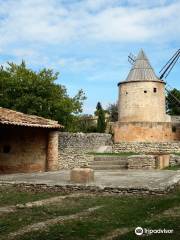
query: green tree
166 88 180 115
75 114 97 133
95 102 106 133
107 103 118 122
0 61 86 131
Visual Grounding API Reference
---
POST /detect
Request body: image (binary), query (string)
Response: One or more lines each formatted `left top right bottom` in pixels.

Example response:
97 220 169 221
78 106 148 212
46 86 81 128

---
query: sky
0 0 179 114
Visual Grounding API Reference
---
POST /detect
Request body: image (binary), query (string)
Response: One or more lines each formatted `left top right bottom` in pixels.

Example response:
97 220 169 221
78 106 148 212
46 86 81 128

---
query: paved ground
0 170 179 191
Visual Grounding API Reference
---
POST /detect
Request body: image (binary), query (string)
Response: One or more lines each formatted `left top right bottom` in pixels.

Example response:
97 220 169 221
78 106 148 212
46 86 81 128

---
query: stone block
155 154 170 169
70 168 94 183
95 146 112 153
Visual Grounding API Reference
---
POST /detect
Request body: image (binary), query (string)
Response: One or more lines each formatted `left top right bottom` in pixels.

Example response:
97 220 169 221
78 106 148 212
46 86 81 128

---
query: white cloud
0 0 76 45
12 49 37 58
0 0 179 49
0 0 179 81
57 57 97 72
0 0 179 115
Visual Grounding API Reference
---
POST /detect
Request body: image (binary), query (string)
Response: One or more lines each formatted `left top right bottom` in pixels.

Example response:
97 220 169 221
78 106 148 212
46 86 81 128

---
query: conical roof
125 49 160 82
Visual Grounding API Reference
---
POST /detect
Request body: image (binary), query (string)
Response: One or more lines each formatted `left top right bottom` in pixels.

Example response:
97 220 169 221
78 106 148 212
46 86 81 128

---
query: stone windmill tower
114 49 177 142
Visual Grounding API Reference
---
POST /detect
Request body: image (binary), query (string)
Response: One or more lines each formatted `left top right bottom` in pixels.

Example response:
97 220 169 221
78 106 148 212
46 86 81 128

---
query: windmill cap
118 49 165 85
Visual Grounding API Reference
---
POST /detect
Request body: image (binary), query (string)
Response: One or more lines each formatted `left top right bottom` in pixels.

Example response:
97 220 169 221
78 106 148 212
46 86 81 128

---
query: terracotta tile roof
0 107 63 129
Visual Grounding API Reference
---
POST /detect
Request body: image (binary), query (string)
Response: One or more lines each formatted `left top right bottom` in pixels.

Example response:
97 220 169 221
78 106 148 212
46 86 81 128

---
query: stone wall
0 126 48 173
128 155 155 169
113 142 180 153
58 132 112 169
127 154 180 169
58 132 180 170
169 155 180 166
1 182 178 195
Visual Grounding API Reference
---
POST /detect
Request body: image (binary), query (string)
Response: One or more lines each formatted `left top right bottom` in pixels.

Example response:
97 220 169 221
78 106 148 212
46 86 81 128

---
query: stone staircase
90 155 128 170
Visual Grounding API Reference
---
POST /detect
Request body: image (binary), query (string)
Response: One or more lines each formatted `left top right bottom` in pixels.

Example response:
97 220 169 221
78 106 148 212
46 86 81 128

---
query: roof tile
0 107 63 129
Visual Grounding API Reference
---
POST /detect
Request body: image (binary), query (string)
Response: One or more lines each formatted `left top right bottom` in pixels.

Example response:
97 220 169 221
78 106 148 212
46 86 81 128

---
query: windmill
128 50 180 108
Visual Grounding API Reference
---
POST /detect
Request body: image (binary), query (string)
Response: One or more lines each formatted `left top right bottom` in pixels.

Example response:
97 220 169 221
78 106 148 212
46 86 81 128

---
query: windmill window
172 126 176 132
3 145 11 154
144 90 147 93
153 88 157 93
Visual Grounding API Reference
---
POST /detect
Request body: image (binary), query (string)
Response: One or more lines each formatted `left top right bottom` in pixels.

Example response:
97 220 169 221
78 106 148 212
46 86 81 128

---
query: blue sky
0 0 179 113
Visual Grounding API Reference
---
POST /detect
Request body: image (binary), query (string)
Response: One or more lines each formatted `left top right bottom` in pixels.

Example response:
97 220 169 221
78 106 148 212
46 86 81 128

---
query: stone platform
0 170 179 195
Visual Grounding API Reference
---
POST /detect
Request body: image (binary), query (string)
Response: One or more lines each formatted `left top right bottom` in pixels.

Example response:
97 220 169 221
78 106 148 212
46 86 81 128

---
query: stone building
114 49 180 142
0 107 63 174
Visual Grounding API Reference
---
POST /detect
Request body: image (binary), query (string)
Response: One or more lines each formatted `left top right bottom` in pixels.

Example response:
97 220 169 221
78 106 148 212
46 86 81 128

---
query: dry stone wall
58 132 112 169
128 154 180 169
128 155 155 169
58 132 180 170
113 142 180 153
1 182 176 195
169 154 180 166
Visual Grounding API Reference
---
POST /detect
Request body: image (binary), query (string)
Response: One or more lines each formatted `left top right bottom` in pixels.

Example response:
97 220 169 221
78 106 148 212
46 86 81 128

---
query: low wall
128 155 155 169
170 155 180 166
58 132 112 169
58 132 180 170
1 182 177 195
128 154 180 169
113 142 180 154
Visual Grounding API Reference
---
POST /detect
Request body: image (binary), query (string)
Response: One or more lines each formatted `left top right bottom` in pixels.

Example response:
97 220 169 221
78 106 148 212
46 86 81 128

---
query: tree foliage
166 88 180 115
75 114 97 133
106 103 118 122
95 102 106 133
0 61 86 131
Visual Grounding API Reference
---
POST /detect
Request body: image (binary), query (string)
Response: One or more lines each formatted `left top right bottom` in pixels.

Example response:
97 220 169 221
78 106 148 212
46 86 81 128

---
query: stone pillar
47 131 59 171
155 154 170 169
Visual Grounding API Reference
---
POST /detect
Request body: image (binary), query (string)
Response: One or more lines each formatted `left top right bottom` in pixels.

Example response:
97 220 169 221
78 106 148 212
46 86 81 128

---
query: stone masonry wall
58 132 179 170
169 154 180 166
128 154 180 169
128 155 156 169
113 142 180 153
58 132 112 169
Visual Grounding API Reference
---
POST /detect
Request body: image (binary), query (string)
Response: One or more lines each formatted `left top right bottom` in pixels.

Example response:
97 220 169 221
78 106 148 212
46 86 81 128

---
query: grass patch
163 165 180 171
0 186 179 240
0 197 99 236
87 152 139 156
0 185 64 207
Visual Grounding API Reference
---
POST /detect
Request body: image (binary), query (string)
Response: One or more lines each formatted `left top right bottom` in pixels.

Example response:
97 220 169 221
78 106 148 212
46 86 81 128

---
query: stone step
92 160 127 165
94 156 128 162
91 164 127 170
91 155 128 170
